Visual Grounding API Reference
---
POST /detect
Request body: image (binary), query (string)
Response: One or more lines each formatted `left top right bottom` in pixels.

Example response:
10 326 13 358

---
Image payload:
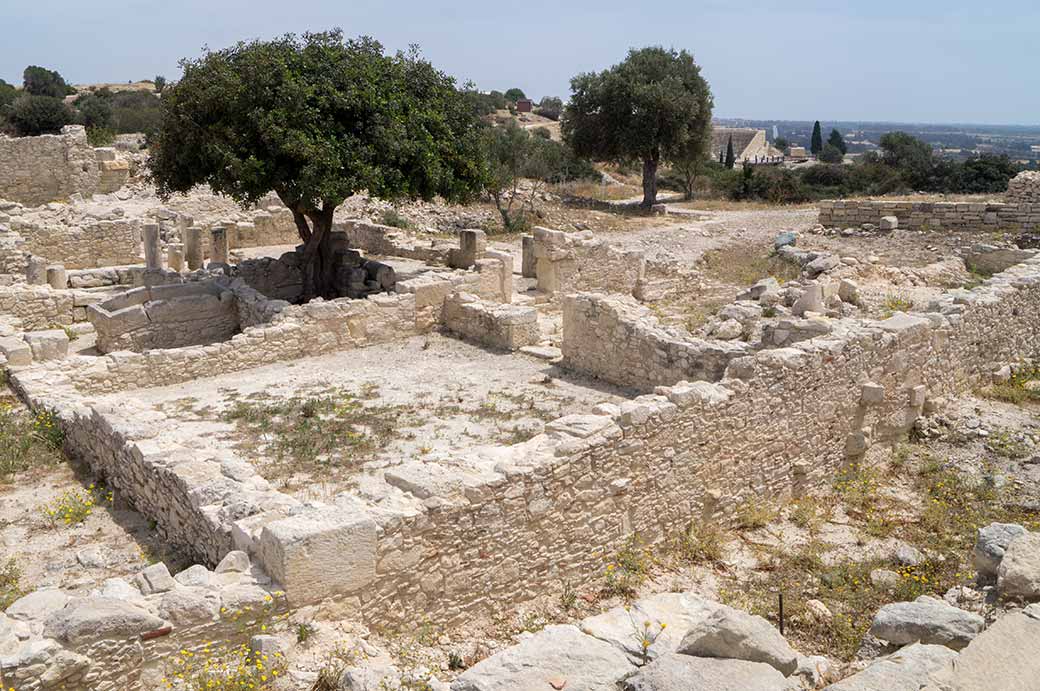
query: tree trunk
641 155 659 209
298 206 337 301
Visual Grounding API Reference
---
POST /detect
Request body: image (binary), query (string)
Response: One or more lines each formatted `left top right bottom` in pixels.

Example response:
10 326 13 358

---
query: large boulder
43 597 165 647
5 589 70 623
997 532 1040 601
579 592 721 663
868 596 983 650
823 642 956 690
450 624 634 691
620 653 799 691
973 523 1027 581
676 605 798 676
924 612 1040 691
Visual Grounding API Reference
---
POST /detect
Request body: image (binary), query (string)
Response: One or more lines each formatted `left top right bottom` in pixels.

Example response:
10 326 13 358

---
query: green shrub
87 126 116 146
8 94 74 136
380 208 414 229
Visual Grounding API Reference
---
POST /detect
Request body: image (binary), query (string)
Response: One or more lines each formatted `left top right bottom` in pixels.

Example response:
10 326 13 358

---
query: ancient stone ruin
1 146 1039 690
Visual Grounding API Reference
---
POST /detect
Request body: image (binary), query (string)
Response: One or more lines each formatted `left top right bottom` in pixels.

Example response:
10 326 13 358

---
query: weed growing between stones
698 243 802 287
627 607 667 664
41 483 113 528
735 497 776 531
720 447 1040 662
985 428 1032 459
982 364 1040 406
0 402 65 482
603 534 654 600
881 293 915 316
672 520 726 565
0 558 23 610
162 642 286 690
221 388 416 484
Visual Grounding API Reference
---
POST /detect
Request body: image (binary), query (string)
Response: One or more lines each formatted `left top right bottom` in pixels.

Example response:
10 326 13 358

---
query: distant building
787 146 808 159
515 99 533 113
710 127 783 162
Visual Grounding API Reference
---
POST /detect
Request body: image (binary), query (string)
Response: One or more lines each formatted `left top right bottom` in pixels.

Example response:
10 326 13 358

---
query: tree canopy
562 46 713 207
504 88 527 102
23 66 74 98
150 30 486 299
810 121 823 155
827 128 847 154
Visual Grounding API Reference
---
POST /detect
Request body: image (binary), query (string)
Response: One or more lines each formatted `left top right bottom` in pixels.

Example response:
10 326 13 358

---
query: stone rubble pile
1006 170 1040 205
0 551 283 690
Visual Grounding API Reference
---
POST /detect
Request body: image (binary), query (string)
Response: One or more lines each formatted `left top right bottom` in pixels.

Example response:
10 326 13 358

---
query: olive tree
562 46 713 208
150 31 486 299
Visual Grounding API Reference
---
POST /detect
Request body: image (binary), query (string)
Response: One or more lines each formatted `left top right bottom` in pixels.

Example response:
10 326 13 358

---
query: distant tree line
660 131 1021 203
0 65 164 144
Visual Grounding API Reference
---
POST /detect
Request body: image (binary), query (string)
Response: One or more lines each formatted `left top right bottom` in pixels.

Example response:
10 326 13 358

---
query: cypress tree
811 121 823 155
725 135 735 169
828 128 847 154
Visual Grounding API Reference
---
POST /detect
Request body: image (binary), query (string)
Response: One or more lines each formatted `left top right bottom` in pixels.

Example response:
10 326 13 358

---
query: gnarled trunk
641 153 659 209
286 201 338 301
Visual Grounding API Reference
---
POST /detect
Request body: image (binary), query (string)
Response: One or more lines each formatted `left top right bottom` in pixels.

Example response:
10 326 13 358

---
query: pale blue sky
3 0 1038 125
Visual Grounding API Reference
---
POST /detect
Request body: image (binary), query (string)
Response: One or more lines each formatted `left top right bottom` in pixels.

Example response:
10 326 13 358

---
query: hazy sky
3 0 1038 125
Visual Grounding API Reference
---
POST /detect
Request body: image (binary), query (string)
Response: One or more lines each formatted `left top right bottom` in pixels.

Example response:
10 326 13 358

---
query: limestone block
133 562 177 595
168 243 184 272
869 595 983 650
23 329 69 361
26 256 48 285
258 508 377 602
521 234 536 278
43 596 164 647
210 227 229 265
452 624 633 691
860 383 885 405
974 522 1027 581
142 223 162 270
0 336 32 366
46 265 66 289
880 215 899 230
677 605 798 676
184 227 204 270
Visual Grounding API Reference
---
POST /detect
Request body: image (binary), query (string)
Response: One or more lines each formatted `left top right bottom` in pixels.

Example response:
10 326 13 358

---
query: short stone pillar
168 243 184 273
26 256 49 285
521 235 536 278
210 227 229 266
184 227 203 270
143 224 162 270
46 264 67 290
460 229 487 264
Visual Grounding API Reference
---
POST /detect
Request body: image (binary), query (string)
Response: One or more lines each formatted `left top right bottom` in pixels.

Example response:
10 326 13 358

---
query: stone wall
818 199 1039 233
561 293 752 390
66 291 422 394
0 285 98 330
442 292 540 351
335 219 459 265
8 217 141 269
10 253 1040 633
0 126 100 206
1007 171 1040 205
532 226 646 297
88 281 243 353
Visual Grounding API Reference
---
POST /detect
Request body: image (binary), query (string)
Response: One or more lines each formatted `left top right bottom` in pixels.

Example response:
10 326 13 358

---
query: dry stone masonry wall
561 293 752 390
0 127 100 206
818 199 1039 233
1007 171 1040 205
88 281 247 353
532 226 647 297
